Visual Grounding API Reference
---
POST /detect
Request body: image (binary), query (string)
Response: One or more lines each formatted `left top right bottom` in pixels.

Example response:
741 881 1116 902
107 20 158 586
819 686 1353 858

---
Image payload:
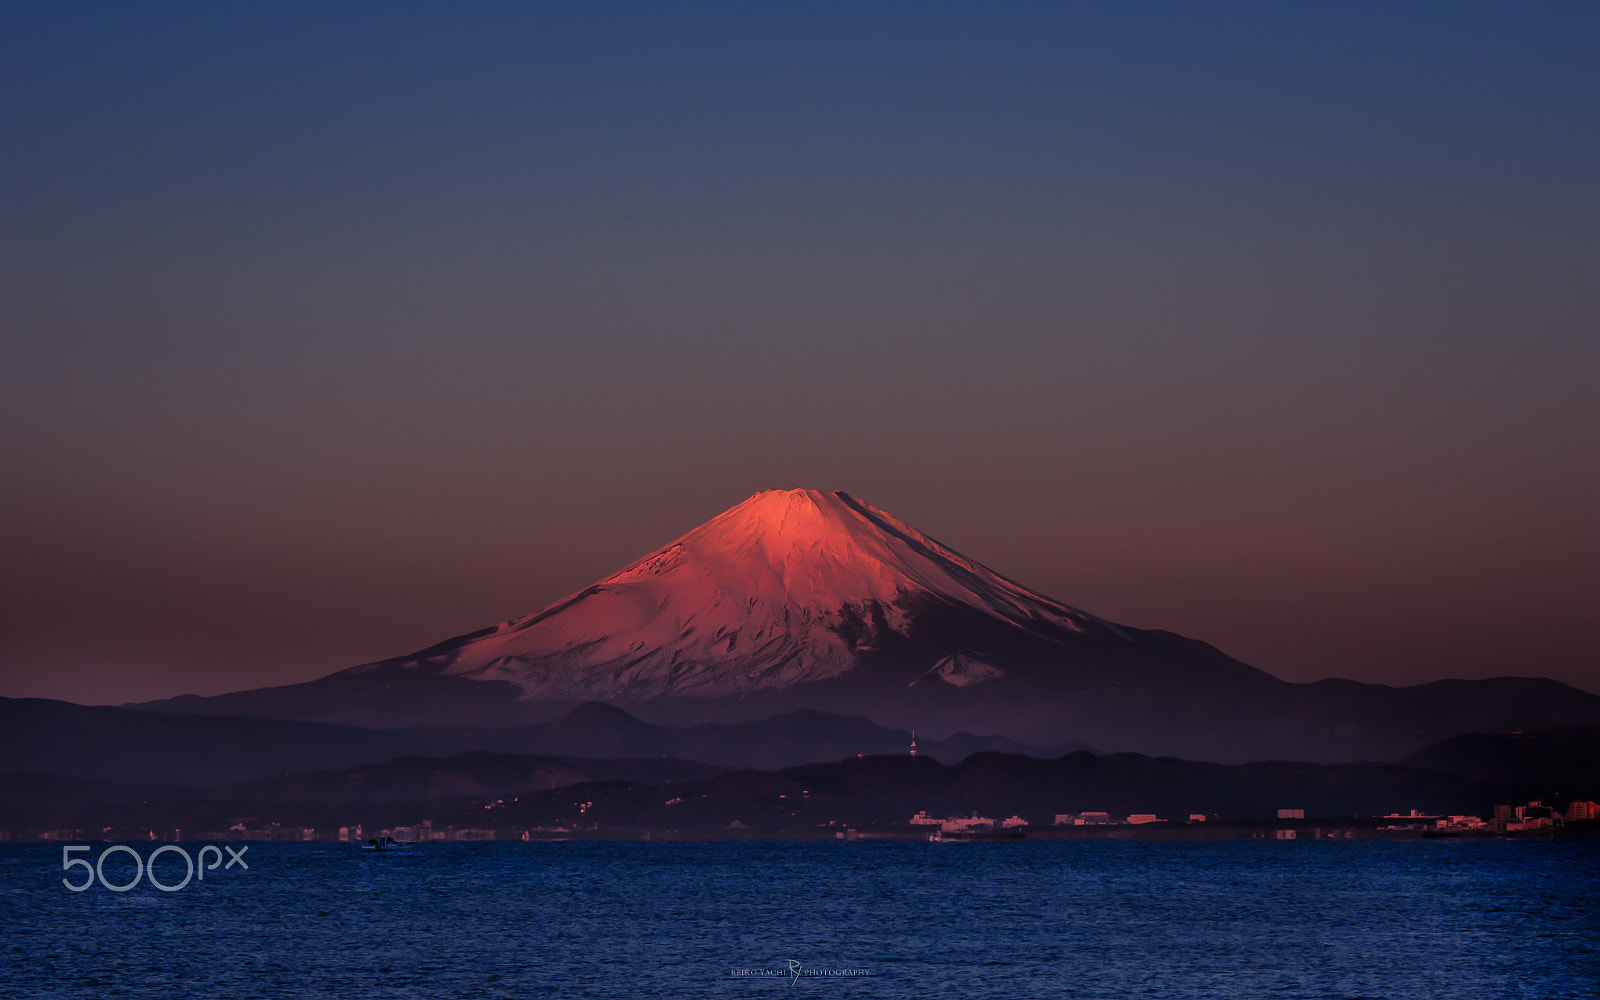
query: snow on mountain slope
122 489 1600 759
371 489 1121 701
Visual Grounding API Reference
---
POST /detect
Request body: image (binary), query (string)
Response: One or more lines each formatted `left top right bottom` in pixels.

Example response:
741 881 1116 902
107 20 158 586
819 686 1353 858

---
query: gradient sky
3 3 1597 705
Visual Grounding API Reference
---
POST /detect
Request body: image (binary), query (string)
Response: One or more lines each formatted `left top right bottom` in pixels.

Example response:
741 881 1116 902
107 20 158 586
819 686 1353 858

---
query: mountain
1400 728 1600 797
503 751 1511 832
526 701 1088 767
0 751 722 836
212 751 721 808
130 489 1276 728
1 745 1553 840
0 695 1080 787
129 489 1600 762
394 487 1274 703
10 724 1595 839
0 697 463 787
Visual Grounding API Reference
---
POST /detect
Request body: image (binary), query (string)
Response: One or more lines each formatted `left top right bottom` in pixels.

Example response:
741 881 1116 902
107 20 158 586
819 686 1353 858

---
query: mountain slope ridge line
124 488 1600 762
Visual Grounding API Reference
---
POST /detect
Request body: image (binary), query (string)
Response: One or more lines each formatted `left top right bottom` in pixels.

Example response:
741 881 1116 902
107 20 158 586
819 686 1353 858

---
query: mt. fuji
135 489 1600 762
397 488 1268 703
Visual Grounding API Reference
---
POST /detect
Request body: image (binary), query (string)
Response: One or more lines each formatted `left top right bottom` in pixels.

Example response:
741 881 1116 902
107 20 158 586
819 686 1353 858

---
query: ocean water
2 839 1595 998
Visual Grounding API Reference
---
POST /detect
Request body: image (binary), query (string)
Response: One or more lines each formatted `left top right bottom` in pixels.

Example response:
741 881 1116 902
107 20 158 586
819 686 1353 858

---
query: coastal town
18 797 1597 845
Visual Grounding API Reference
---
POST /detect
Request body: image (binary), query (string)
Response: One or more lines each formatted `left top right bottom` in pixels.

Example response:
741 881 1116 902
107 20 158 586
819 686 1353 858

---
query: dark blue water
3 840 1595 998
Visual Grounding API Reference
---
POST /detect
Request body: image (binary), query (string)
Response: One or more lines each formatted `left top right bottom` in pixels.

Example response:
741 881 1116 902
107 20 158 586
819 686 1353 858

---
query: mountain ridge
125 488 1600 761
12 731 1597 839
1 695 1084 787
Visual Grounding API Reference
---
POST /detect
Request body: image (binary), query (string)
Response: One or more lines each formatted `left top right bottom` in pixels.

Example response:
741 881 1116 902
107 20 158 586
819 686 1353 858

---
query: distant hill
0 772 199 833
0 697 458 787
11 732 1589 838
0 751 721 834
525 702 1087 769
221 751 723 807
0 696 1081 788
1401 728 1600 799
460 751 1518 835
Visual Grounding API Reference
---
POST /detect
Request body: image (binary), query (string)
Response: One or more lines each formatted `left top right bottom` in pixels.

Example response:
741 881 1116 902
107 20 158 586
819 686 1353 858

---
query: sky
2 2 1596 705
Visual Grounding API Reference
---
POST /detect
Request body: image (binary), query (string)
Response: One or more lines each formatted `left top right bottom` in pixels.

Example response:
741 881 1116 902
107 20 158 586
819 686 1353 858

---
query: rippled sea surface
3 839 1596 998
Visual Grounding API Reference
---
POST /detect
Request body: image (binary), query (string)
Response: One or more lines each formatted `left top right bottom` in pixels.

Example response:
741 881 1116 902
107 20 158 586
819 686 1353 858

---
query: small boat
362 836 418 851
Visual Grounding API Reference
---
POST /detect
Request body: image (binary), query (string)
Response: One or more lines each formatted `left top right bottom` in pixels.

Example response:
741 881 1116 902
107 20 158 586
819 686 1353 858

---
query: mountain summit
330 488 1273 715
428 488 1127 702
131 489 1600 761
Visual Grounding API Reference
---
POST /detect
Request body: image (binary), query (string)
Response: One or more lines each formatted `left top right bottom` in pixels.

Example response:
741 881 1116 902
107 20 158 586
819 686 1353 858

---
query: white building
940 814 996 833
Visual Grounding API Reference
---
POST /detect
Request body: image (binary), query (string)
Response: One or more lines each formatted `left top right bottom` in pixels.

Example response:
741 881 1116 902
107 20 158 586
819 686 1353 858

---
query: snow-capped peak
405 489 1111 702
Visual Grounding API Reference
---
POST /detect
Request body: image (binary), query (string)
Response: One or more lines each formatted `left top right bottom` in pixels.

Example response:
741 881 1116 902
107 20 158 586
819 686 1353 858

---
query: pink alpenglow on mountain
440 489 1116 701
247 485 1281 735
130 488 1600 761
